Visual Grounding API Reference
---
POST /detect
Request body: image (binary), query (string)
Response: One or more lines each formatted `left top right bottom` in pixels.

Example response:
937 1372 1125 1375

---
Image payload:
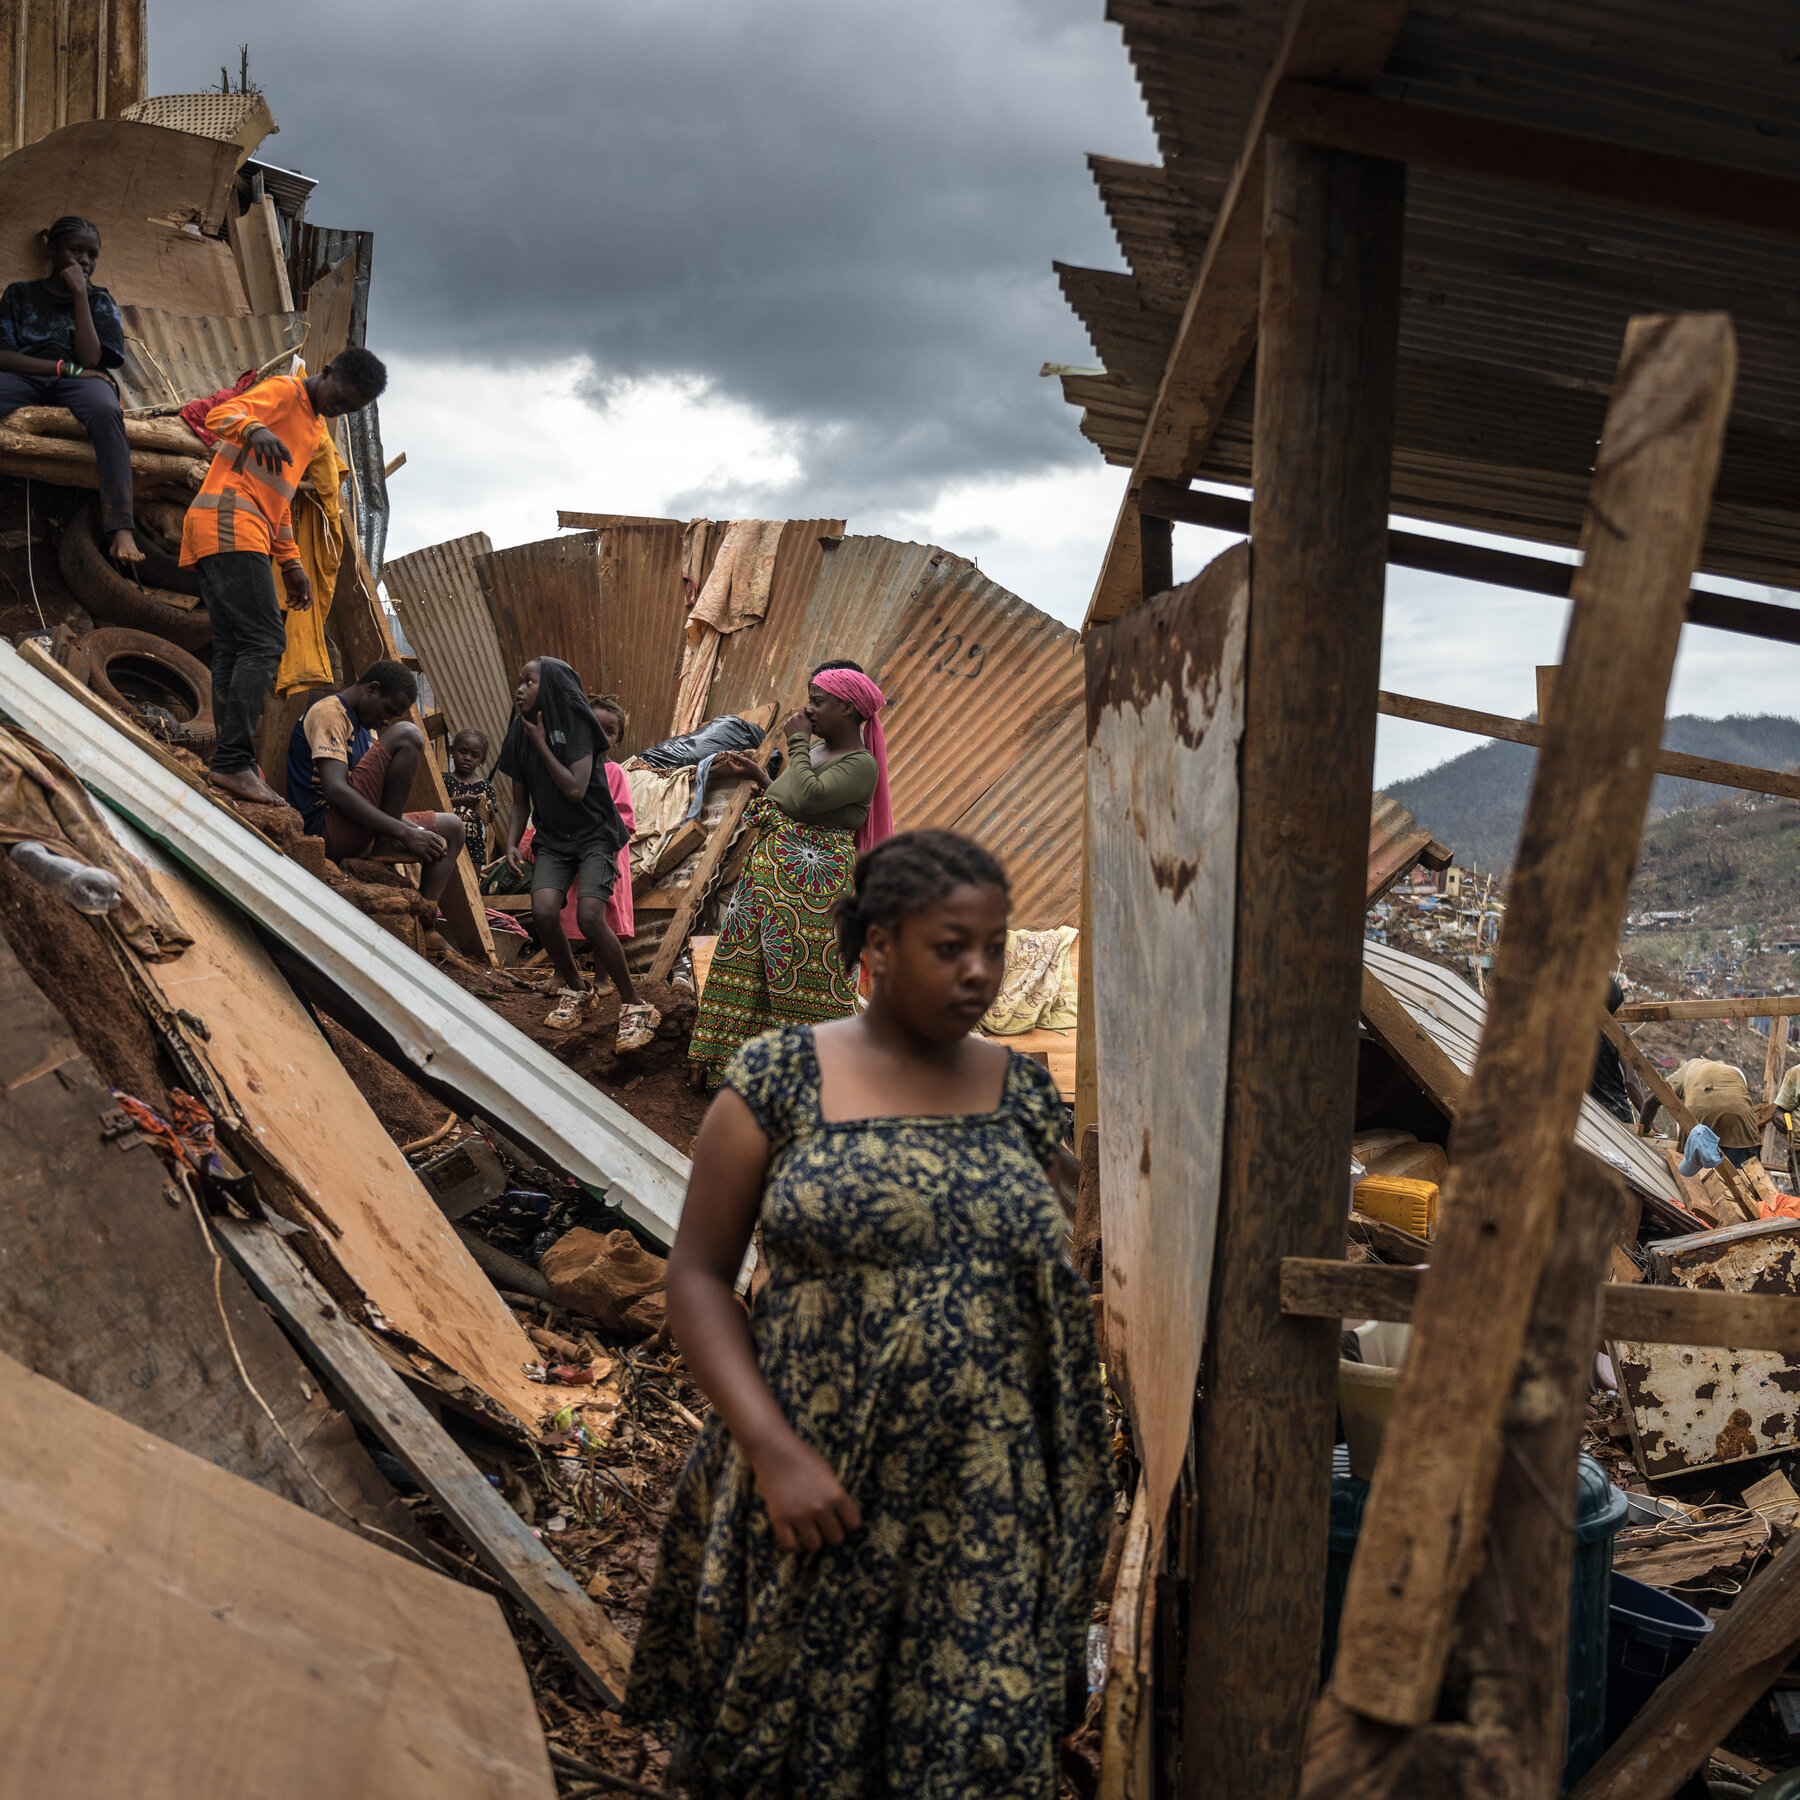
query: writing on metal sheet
924 623 987 680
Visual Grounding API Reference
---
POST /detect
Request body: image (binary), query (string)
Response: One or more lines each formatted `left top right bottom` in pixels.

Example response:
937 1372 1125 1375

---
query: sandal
544 986 596 1031
616 1001 662 1051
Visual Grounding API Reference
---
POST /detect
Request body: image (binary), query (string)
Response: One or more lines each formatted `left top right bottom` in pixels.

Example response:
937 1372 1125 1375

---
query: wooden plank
1083 0 1413 628
631 816 706 897
1316 313 1738 1755
228 193 295 314
1378 689 1800 807
1087 543 1247 1547
1266 81 1800 245
1097 1478 1156 1800
1569 1527 1800 1800
1360 965 1466 1118
0 1341 554 1799
1282 1258 1800 1353
646 708 777 984
212 1218 633 1710
1766 1015 1791 1165
1187 136 1405 1795
1618 997 1800 1023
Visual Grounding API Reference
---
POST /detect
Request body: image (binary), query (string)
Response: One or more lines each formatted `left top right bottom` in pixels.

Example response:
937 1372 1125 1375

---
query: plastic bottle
9 841 122 915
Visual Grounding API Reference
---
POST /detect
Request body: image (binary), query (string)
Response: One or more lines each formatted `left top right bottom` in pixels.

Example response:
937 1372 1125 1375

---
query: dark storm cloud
151 0 1153 515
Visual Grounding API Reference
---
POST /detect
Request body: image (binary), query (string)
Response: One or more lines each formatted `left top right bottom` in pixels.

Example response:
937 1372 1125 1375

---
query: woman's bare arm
667 1087 862 1551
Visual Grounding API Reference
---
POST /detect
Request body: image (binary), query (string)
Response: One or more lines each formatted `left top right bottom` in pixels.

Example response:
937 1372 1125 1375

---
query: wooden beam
1282 1257 1800 1354
1266 81 1800 245
1139 480 1800 647
213 1217 634 1708
1313 313 1737 1760
1082 0 1413 628
1569 1528 1800 1800
1378 690 1800 807
1618 996 1800 1023
1138 510 1173 604
1766 1016 1791 1166
1185 134 1405 1797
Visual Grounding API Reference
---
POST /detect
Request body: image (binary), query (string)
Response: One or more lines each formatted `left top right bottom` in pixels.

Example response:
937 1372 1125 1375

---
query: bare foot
207 766 283 807
109 528 144 564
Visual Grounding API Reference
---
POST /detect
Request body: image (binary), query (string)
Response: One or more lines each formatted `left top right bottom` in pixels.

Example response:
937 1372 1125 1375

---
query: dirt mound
316 1014 449 1148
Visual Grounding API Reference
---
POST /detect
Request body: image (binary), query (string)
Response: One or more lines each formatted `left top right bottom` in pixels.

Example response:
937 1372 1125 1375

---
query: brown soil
439 963 711 1154
317 1014 449 1148
0 852 173 1110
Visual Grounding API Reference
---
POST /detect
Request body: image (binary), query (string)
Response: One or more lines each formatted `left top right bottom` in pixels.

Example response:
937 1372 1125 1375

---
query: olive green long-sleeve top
764 734 878 833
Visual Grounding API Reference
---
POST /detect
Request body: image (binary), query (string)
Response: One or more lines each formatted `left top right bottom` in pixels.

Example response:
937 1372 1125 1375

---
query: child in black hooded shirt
498 656 660 1051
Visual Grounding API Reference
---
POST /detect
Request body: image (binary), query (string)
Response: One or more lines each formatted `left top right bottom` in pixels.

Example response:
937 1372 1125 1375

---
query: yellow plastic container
1353 1172 1439 1239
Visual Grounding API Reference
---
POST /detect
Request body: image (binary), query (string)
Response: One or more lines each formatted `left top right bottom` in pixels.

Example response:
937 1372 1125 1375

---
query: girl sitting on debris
445 728 498 869
630 828 1110 1799
687 660 894 1086
498 656 659 1049
0 216 139 568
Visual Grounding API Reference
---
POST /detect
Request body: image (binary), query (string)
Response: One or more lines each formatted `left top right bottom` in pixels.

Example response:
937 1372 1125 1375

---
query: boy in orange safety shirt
180 347 388 806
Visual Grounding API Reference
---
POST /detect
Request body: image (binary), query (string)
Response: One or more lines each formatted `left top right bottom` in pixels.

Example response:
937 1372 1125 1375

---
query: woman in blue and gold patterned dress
627 830 1111 1799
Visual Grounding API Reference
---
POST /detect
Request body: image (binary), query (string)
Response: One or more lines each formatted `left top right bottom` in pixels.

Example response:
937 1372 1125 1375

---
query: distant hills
1388 714 1800 872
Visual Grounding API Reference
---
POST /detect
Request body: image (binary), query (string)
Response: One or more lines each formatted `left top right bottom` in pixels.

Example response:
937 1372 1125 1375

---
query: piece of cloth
494 656 627 860
623 763 698 846
687 797 860 1082
0 726 191 960
0 369 134 532
275 426 348 694
0 277 125 368
626 1026 1111 1797
1588 1035 1633 1126
286 691 372 833
447 769 498 869
764 733 878 835
529 833 620 903
111 1088 216 1174
320 737 434 863
200 551 288 776
1680 1123 1722 1178
177 369 256 447
1667 1058 1761 1150
982 927 1080 1035
605 760 635 940
672 519 786 736
808 667 894 853
180 373 319 568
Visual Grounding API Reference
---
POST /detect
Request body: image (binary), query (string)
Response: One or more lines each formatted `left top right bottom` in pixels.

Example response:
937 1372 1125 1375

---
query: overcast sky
153 2 1800 787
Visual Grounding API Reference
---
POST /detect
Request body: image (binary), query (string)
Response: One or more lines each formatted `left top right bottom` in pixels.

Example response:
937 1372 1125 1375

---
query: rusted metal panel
1614 1343 1800 1479
1648 1219 1800 1295
709 535 1085 928
1366 793 1435 904
115 304 305 413
383 531 512 811
1087 545 1247 1540
0 0 146 154
592 523 686 754
477 533 604 702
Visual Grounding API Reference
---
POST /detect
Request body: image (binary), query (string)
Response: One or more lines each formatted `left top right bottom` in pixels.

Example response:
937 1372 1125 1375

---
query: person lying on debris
1643 1055 1761 1166
181 347 388 807
0 216 137 566
687 659 894 1085
1587 977 1645 1126
628 828 1109 1796
498 656 659 1049
286 660 467 937
444 728 498 869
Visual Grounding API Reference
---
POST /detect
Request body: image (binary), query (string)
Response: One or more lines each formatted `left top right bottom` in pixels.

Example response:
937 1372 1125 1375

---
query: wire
23 478 45 632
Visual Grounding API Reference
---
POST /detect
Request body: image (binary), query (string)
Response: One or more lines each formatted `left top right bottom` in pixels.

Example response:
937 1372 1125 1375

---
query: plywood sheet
1085 543 1247 1530
0 1347 553 1799
110 819 550 1430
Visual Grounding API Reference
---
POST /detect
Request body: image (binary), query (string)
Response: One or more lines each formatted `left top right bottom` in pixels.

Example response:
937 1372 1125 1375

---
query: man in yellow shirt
180 348 387 805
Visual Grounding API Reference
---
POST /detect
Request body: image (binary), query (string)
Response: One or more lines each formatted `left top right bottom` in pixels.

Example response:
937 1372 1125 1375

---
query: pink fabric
810 668 893 853
517 757 637 944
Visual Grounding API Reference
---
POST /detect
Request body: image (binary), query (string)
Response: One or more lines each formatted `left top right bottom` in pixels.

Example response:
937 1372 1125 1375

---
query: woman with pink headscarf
689 659 893 1083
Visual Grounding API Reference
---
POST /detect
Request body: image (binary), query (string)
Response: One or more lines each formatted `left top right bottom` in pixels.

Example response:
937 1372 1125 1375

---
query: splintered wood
1306 313 1737 1780
1084 543 1246 1544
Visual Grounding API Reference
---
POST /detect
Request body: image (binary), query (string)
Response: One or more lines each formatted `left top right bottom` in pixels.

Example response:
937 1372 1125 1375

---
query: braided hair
44 215 99 250
834 829 1009 972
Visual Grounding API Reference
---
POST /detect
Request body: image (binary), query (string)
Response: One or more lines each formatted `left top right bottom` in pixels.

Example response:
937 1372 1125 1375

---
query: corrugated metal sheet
1367 794 1435 904
0 0 146 153
477 531 605 704
593 523 686 753
115 303 305 412
384 531 514 812
709 536 1085 929
1364 939 1685 1214
0 638 691 1244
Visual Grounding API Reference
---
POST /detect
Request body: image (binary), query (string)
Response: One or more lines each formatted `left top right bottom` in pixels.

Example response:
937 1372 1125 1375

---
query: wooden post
1535 663 1558 728
1308 312 1737 1780
1764 1014 1790 1166
1182 137 1405 1798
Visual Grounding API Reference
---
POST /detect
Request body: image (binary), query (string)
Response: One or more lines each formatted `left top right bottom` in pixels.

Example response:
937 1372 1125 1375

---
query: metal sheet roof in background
383 531 513 810
592 523 687 754
708 536 1084 929
116 304 305 413
477 531 606 716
